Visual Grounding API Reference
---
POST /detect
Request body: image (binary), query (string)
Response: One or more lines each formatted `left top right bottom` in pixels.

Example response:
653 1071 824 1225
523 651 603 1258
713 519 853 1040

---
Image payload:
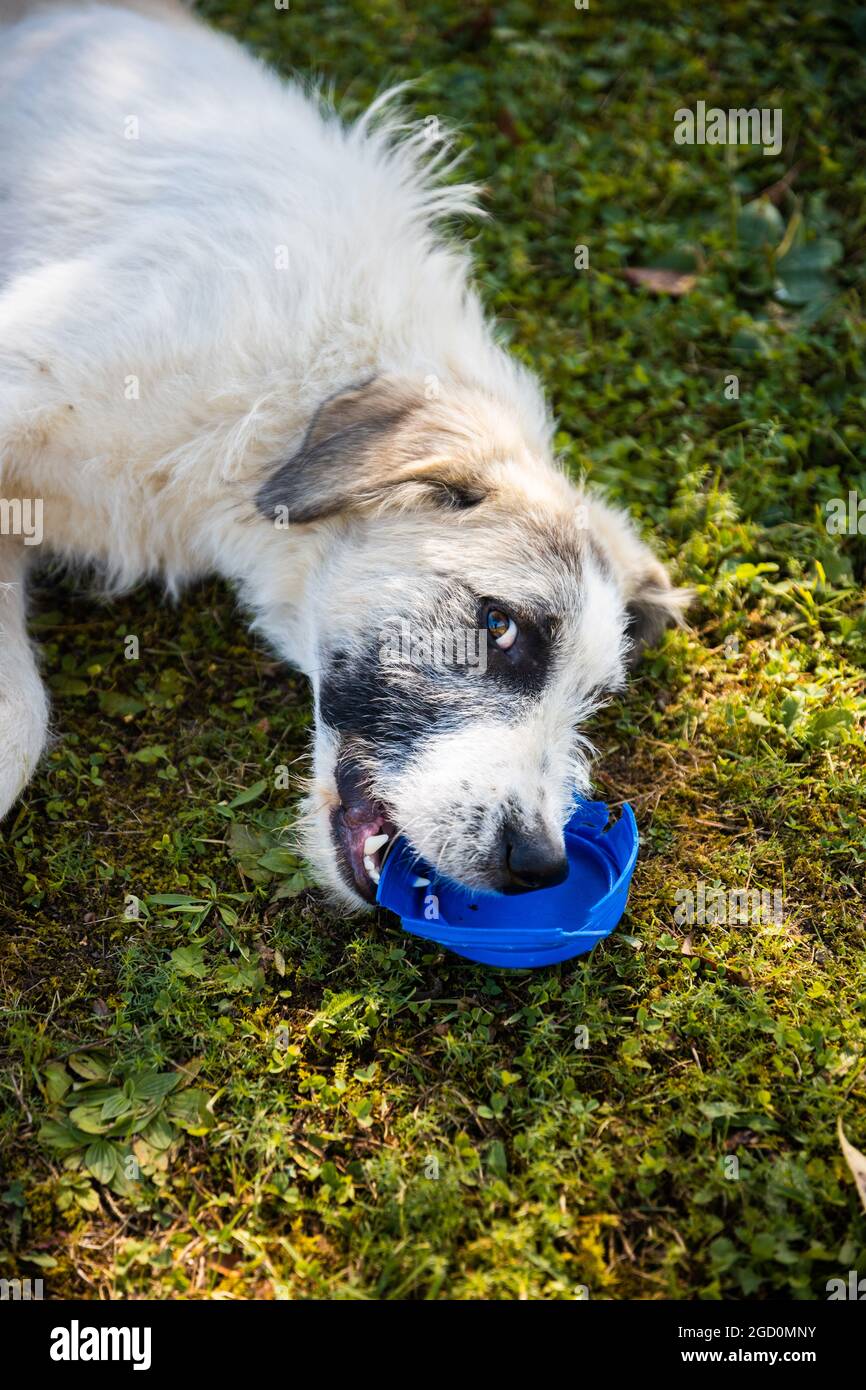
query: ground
1 0 865 1300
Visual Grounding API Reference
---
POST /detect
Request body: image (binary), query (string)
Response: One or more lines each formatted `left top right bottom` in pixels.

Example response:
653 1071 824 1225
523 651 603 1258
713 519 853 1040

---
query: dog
0 0 688 910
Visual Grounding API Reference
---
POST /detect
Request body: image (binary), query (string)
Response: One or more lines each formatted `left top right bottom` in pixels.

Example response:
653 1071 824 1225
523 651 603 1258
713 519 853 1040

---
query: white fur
0 2 684 903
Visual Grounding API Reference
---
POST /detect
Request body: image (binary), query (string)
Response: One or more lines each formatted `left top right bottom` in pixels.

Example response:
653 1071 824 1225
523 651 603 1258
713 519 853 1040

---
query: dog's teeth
412 875 431 887
363 854 381 885
364 833 389 856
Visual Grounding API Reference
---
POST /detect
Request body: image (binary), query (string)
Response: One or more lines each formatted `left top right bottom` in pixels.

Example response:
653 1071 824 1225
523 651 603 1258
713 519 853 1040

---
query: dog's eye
486 608 518 649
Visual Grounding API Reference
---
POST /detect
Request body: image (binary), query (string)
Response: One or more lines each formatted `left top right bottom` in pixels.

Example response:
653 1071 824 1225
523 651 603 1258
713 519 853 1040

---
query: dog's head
257 377 688 908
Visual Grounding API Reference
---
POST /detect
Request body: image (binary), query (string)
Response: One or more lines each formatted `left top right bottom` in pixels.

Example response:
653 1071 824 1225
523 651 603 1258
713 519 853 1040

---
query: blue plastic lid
375 799 639 968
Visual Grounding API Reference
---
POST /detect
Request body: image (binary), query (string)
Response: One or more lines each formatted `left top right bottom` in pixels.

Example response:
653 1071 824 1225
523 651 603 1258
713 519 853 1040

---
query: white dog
0 0 687 908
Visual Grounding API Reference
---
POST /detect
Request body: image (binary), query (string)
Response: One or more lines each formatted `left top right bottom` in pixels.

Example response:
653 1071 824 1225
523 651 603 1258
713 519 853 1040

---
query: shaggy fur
0 1 687 907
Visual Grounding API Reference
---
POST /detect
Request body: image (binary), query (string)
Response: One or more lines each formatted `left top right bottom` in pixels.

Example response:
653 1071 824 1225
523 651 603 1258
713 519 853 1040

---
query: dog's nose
502 824 569 893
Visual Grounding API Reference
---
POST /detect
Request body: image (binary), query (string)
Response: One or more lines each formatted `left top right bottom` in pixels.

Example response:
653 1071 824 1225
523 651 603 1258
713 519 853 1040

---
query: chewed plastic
375 798 639 968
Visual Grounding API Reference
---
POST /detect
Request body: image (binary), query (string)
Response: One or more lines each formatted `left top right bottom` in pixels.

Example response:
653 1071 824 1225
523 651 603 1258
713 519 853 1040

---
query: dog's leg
0 539 49 820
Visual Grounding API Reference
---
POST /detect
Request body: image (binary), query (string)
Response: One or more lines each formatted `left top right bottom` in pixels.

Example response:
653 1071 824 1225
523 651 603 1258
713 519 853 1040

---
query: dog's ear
623 563 690 668
256 377 488 524
580 493 690 667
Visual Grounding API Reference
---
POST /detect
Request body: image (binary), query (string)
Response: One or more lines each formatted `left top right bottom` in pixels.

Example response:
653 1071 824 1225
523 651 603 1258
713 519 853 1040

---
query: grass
2 0 865 1300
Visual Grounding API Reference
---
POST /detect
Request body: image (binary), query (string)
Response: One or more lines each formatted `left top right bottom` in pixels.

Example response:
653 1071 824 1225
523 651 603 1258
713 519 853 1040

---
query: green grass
2 0 865 1300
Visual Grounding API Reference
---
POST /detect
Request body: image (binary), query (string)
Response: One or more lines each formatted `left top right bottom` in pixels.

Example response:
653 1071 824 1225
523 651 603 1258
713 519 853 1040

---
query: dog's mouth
331 757 398 904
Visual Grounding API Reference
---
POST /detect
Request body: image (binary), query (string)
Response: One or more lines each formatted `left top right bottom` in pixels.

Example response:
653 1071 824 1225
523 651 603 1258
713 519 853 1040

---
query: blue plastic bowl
375 799 639 968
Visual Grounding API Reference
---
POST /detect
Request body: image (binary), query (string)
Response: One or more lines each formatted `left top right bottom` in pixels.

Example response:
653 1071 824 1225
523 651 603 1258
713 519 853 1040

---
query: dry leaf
837 1117 866 1213
622 267 697 296
495 107 522 145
